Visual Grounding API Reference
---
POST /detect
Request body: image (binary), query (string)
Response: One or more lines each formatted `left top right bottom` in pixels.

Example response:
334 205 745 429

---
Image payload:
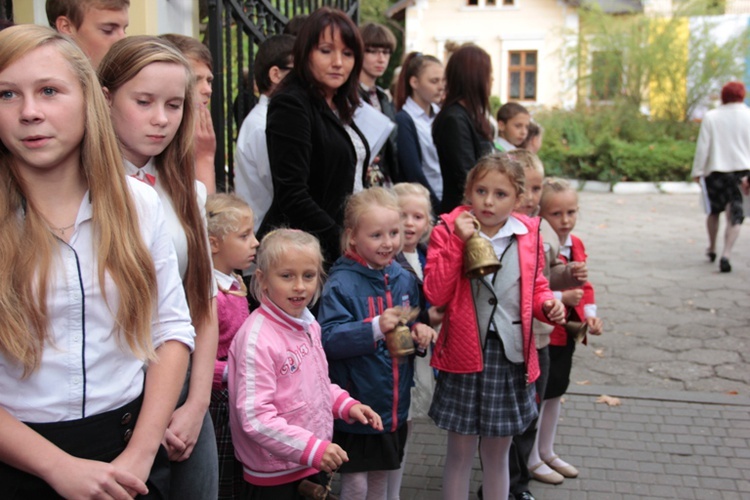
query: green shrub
536 106 699 182
490 95 502 120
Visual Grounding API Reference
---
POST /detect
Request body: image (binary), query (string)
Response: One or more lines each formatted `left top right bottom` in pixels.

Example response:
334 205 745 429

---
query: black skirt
333 423 409 473
705 170 750 225
0 395 170 499
240 471 328 500
545 337 576 400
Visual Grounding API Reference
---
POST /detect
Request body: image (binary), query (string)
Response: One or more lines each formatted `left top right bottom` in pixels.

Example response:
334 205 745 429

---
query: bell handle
471 216 481 234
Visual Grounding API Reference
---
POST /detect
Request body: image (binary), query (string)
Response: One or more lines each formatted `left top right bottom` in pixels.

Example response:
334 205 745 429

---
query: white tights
340 471 389 500
442 432 512 500
384 419 411 499
529 396 573 474
537 396 561 460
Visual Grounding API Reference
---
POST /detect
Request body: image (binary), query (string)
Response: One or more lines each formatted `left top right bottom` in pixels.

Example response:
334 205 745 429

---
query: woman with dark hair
260 7 370 265
432 44 494 214
692 81 750 273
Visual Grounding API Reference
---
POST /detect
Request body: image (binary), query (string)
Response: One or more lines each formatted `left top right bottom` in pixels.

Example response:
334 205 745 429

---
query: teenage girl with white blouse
99 36 220 499
0 25 194 499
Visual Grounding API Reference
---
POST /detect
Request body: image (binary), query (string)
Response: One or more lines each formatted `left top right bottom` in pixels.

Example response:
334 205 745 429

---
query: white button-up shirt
0 179 195 423
123 158 217 297
403 97 443 199
234 94 273 229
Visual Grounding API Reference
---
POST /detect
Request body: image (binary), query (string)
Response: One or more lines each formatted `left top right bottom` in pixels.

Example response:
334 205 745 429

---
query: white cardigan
692 102 750 177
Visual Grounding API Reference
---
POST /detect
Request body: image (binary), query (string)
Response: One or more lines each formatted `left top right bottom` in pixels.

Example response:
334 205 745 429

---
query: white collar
122 156 157 178
213 269 241 290
479 215 528 241
403 96 439 119
495 137 516 152
560 234 573 248
278 303 316 330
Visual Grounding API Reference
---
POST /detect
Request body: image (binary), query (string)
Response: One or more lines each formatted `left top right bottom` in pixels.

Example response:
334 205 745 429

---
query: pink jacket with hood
228 299 358 486
423 206 554 383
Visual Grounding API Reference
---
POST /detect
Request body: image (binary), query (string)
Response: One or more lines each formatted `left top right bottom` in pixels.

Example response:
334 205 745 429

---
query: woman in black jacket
261 7 370 265
432 44 494 214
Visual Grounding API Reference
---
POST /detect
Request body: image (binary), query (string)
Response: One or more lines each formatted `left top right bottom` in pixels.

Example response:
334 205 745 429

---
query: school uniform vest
472 240 524 363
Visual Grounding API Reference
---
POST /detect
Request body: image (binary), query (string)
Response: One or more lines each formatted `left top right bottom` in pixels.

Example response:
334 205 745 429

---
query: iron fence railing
1 0 13 21
207 0 360 191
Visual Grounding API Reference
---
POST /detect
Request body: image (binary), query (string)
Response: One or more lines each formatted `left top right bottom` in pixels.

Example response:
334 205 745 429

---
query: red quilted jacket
423 206 554 383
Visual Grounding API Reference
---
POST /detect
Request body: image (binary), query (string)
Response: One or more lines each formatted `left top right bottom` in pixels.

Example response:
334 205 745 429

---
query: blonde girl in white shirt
99 36 219 499
0 25 194 498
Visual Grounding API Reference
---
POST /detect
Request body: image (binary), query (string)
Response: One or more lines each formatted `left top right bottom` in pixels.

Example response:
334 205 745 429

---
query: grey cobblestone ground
573 192 749 394
395 193 750 499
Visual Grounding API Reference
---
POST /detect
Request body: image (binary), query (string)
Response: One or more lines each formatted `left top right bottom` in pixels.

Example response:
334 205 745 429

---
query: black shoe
720 257 732 273
516 492 536 500
707 251 717 263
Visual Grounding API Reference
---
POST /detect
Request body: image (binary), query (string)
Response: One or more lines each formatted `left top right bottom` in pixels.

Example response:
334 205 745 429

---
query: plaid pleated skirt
429 335 537 437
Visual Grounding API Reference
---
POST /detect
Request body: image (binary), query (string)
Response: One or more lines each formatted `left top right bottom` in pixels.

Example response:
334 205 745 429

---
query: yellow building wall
403 0 577 108
11 0 200 36
128 0 158 35
648 17 689 120
11 0 35 24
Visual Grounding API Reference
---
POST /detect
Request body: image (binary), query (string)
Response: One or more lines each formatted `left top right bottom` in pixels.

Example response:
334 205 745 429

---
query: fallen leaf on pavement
596 395 621 406
726 391 738 395
594 349 605 357
576 380 591 385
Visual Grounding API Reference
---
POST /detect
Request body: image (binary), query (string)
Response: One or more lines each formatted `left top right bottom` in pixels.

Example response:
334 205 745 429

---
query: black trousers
0 395 170 499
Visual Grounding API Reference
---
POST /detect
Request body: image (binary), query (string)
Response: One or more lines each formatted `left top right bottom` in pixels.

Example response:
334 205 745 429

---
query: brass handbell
565 321 588 343
384 307 420 359
385 322 415 359
463 217 501 278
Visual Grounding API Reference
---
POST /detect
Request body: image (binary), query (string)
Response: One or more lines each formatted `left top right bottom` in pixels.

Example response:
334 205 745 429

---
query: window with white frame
466 0 516 7
508 50 536 100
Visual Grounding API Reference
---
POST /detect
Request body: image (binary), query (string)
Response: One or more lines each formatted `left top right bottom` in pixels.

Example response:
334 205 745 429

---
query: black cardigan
261 78 370 265
432 102 493 214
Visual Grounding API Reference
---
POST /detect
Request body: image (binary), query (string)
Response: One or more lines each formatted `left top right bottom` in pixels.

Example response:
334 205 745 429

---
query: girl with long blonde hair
0 25 194 498
99 35 219 499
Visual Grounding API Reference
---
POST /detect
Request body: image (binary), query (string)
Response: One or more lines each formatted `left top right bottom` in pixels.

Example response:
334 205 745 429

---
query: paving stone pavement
571 192 749 394
401 389 750 499
391 193 750 499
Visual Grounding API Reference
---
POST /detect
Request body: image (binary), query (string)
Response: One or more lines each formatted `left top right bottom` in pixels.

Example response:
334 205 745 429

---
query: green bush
536 105 698 182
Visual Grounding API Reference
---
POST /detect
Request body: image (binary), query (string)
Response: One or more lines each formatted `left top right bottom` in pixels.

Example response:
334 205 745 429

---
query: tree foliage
567 0 749 121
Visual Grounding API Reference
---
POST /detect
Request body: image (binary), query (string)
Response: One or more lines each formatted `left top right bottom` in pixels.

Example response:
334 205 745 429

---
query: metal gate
1 0 12 22
207 0 360 191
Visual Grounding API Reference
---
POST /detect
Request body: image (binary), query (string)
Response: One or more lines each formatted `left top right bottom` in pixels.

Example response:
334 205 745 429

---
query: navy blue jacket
318 254 419 434
395 110 441 213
